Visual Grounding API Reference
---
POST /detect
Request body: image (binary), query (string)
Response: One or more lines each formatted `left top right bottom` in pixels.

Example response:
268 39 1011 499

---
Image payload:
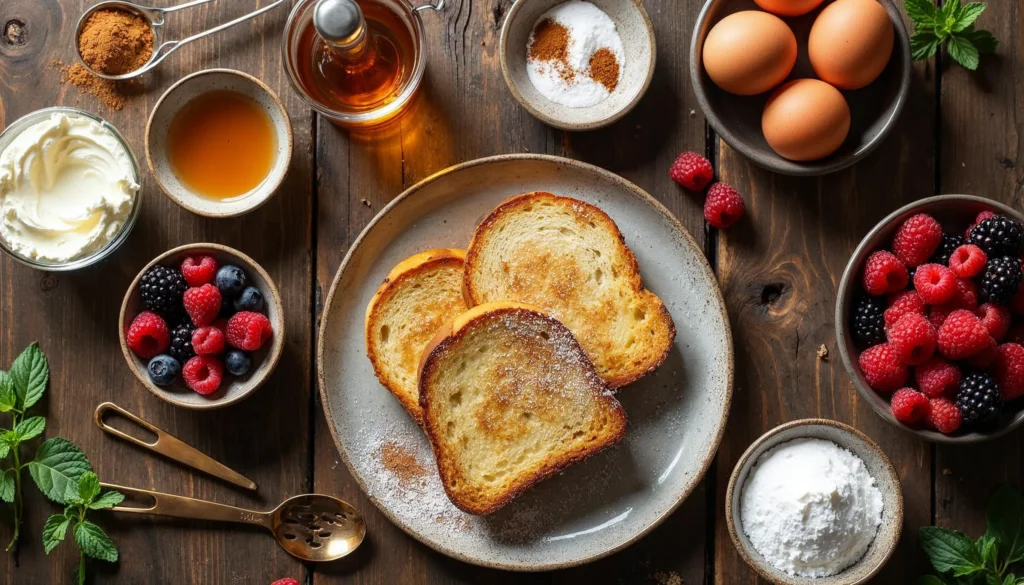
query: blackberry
980 256 1023 304
140 265 187 316
969 215 1024 256
851 296 886 346
930 233 965 266
955 372 1002 424
168 322 196 363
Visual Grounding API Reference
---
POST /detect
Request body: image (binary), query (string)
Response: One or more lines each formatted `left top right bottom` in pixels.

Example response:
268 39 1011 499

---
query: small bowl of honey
146 69 293 217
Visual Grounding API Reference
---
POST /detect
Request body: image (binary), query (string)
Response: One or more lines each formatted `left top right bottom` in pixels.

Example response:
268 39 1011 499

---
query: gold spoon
101 483 365 562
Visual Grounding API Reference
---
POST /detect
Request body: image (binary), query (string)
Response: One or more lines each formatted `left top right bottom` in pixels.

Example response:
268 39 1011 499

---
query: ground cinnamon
528 19 574 82
78 9 154 75
378 441 427 488
588 47 620 92
54 61 138 111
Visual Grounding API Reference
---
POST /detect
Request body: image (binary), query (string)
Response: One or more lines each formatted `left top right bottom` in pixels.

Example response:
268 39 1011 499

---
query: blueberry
225 350 252 376
233 286 265 312
147 355 181 386
215 265 247 297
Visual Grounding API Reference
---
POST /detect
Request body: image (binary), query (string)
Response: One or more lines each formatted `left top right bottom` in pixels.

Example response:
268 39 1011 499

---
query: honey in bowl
167 90 277 200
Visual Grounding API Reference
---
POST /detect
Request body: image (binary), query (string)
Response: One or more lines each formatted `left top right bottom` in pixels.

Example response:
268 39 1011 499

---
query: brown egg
762 79 851 161
753 0 826 17
808 0 894 90
702 11 797 96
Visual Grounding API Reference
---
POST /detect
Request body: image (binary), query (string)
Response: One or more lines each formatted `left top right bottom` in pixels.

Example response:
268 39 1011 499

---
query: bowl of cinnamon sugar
499 0 656 131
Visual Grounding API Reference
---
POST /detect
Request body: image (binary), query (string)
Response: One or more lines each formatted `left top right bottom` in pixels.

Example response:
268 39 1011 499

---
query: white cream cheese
0 112 139 264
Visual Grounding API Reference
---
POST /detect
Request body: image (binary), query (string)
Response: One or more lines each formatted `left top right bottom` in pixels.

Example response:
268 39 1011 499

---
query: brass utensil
100 483 366 562
94 402 257 490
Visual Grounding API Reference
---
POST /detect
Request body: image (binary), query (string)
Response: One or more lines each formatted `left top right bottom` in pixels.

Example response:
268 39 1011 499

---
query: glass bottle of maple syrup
282 0 444 128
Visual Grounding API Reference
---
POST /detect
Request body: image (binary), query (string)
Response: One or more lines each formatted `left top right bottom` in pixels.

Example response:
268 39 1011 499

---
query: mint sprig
906 0 998 70
41 470 122 585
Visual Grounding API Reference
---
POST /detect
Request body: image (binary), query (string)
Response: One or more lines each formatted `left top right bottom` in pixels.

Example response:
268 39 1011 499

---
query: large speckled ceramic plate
316 154 733 571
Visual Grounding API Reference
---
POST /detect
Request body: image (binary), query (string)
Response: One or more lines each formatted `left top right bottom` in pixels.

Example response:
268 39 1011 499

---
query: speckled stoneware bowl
837 195 1024 443
690 0 910 176
119 243 284 410
726 419 903 585
146 69 292 217
499 0 656 131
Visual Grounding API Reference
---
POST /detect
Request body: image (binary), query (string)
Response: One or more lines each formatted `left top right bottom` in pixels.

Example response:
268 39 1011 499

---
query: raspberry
976 303 1012 341
182 356 224 395
227 311 274 351
126 311 171 359
952 278 980 310
930 233 965 266
890 388 930 425
884 290 926 329
966 337 998 369
938 310 992 360
993 343 1024 401
914 264 957 305
892 213 942 267
271 580 300 585
183 284 222 327
703 183 745 229
886 313 936 365
1008 323 1024 345
192 326 226 356
669 151 714 191
863 251 909 296
927 398 963 434
928 304 954 329
915 357 962 399
948 245 987 278
858 343 908 392
181 255 219 287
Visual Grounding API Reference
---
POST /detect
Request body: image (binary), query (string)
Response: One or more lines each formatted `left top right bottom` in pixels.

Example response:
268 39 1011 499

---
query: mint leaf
962 27 999 54
74 521 118 562
88 490 124 511
905 0 939 28
977 533 997 565
987 485 1024 563
0 435 9 460
42 514 71 554
28 438 92 505
911 32 942 60
0 470 14 503
14 416 45 441
77 472 100 504
0 371 14 413
920 526 985 575
948 35 981 70
941 0 962 23
952 2 986 32
10 343 47 410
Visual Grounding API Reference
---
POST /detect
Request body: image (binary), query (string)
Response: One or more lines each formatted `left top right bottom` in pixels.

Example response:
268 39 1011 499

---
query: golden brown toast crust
463 193 676 388
419 302 628 515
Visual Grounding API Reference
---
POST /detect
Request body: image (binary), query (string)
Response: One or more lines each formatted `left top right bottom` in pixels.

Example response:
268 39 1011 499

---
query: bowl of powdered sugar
499 0 656 131
726 419 903 585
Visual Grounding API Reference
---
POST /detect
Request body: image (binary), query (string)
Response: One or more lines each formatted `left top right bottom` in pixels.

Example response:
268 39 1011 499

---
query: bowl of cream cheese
0 107 142 270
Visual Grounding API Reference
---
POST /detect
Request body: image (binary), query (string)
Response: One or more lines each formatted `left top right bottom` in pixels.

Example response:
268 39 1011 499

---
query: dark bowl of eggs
689 0 911 176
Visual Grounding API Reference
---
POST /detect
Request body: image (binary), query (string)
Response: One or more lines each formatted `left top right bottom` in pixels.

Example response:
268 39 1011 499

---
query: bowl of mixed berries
119 243 284 409
837 195 1024 443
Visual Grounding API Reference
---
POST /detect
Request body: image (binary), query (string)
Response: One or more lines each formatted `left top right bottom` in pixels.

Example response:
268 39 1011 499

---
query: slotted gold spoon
101 483 365 561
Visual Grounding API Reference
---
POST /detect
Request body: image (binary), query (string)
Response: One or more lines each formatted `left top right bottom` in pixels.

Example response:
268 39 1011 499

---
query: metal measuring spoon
74 0 288 81
101 483 366 562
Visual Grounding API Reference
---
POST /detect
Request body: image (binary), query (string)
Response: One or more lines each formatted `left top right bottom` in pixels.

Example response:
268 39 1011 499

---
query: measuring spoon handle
100 483 272 529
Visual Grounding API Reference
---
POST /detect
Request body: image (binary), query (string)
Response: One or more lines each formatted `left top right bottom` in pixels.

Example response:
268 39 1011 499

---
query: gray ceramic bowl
836 195 1024 443
119 243 285 410
499 0 656 131
146 69 293 218
726 419 903 585
690 0 910 176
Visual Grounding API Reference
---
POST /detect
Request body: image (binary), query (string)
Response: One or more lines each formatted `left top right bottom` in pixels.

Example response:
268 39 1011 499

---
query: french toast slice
418 302 627 515
365 249 469 424
464 192 676 388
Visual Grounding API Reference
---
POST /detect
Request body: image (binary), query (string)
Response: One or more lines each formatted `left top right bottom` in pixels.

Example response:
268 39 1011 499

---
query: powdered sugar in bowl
726 419 903 585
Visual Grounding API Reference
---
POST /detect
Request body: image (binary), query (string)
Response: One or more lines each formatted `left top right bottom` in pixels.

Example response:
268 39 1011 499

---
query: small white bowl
499 0 656 131
145 69 292 218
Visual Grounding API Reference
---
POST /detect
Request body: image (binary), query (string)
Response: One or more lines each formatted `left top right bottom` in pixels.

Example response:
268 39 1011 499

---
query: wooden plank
0 1 313 583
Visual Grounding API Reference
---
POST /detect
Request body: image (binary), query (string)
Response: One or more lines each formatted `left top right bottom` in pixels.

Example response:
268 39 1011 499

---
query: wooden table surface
0 0 1019 583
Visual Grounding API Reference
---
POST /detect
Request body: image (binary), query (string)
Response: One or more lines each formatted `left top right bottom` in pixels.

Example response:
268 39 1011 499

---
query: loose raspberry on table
192 326 226 356
892 213 942 267
182 255 219 287
184 284 222 327
937 309 992 360
669 151 714 191
976 303 1012 341
126 311 171 359
915 357 962 399
891 388 930 425
271 579 300 585
948 245 987 278
914 264 958 305
227 311 274 351
182 355 224 395
885 290 926 329
928 398 963 434
863 251 909 296
886 313 937 365
993 343 1024 401
703 183 745 229
858 343 908 392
